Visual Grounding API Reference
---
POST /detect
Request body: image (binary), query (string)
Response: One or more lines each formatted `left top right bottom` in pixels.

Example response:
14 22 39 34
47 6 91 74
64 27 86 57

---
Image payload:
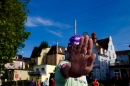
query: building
5 54 25 69
29 65 56 81
30 47 50 66
4 54 31 80
109 50 130 79
91 32 117 80
46 45 65 65
6 69 30 81
28 45 65 81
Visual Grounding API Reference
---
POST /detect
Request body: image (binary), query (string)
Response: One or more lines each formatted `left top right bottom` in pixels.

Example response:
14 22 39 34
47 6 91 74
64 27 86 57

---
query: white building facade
91 32 117 80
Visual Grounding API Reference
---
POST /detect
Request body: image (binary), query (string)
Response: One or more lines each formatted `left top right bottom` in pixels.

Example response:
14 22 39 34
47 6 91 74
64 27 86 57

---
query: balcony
28 71 46 75
110 62 130 66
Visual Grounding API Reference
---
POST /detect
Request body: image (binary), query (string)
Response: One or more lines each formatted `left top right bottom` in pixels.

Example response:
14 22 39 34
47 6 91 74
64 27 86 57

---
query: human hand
69 35 96 75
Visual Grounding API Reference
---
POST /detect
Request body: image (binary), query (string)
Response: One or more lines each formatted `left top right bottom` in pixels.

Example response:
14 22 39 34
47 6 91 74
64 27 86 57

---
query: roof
116 50 130 55
97 37 109 50
30 47 42 58
23 57 31 62
47 45 65 55
13 54 23 61
15 54 23 59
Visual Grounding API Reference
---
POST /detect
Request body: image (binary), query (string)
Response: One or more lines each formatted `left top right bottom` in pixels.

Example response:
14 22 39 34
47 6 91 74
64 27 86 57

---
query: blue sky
17 0 130 57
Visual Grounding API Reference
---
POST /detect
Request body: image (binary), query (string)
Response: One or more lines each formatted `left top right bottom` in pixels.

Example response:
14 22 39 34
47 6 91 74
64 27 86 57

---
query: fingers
78 36 84 52
82 35 89 53
71 34 93 56
72 42 77 51
78 35 90 53
86 38 93 55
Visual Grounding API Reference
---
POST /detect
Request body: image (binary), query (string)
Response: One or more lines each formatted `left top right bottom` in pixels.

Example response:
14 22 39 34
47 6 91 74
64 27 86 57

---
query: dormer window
60 48 62 52
16 56 18 59
100 48 103 54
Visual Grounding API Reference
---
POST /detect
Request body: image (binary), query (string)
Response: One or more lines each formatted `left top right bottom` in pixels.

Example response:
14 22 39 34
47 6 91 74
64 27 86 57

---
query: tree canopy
0 0 30 68
39 41 50 49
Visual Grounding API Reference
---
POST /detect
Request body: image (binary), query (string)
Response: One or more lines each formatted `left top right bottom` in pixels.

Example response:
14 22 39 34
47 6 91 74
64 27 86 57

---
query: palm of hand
69 36 96 75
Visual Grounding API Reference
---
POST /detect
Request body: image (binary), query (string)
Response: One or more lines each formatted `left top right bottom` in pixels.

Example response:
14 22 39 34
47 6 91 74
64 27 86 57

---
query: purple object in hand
68 34 82 47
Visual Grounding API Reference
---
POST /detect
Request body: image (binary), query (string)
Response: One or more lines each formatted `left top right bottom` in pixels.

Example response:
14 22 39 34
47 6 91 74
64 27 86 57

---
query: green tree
39 41 50 49
0 0 30 69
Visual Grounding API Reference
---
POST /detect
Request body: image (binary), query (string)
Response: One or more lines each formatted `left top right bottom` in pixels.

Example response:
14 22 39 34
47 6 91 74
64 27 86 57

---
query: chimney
91 32 97 43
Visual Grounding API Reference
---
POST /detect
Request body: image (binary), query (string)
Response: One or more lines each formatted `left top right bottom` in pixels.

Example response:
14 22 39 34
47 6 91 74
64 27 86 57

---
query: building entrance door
114 72 120 80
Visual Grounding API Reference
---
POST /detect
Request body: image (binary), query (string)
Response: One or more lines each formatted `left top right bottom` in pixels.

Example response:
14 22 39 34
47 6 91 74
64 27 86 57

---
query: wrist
68 67 82 78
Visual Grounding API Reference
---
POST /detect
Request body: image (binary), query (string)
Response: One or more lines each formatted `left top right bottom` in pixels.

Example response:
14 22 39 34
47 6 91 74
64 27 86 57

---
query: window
41 68 45 71
36 68 39 72
106 60 107 66
41 68 46 74
50 56 52 60
102 70 104 77
20 70 22 74
60 48 62 52
43 58 45 63
62 56 65 60
109 51 111 59
97 71 98 77
8 71 12 74
121 60 123 62
107 61 109 66
102 59 104 66
113 53 115 58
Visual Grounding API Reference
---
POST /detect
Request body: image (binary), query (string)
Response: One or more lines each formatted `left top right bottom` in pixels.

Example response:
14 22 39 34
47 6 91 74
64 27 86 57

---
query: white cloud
46 28 62 37
25 16 71 28
25 17 37 27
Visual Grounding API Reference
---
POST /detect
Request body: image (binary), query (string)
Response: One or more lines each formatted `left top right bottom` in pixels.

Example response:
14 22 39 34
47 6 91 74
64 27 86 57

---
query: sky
17 0 130 57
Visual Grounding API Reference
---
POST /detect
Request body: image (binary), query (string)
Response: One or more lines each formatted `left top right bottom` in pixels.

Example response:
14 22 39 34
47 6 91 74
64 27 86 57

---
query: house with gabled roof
91 32 117 80
4 54 31 81
28 44 65 82
30 47 50 66
46 45 65 65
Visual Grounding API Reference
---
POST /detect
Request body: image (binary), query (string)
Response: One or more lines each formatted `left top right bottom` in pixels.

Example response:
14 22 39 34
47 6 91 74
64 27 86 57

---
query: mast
74 19 76 35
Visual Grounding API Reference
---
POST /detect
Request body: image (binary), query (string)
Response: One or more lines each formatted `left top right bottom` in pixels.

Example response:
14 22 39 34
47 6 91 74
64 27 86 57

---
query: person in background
36 80 41 86
36 76 41 86
30 78 35 86
55 34 96 86
92 78 99 86
51 78 55 86
43 78 49 86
